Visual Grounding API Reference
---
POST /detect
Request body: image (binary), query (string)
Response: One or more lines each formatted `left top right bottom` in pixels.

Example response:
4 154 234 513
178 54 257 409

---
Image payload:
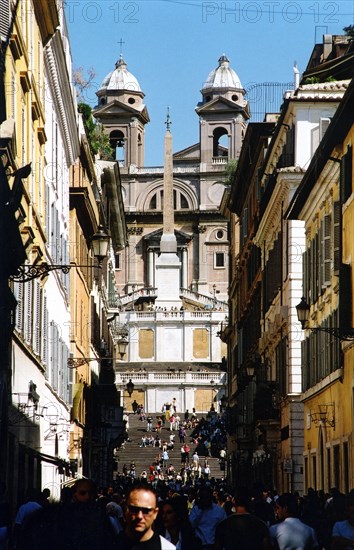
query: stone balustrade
116 371 226 386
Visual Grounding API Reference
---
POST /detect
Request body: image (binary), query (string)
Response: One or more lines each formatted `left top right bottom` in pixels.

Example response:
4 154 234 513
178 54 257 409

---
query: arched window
213 127 228 158
109 130 125 162
148 189 191 211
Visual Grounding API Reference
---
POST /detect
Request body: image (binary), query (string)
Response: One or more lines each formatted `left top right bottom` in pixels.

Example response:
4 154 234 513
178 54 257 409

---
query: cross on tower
165 107 172 131
118 38 125 55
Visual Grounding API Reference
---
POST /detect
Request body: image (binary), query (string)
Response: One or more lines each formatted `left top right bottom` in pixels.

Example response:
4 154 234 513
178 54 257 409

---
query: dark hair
162 496 188 520
276 493 299 516
233 487 251 510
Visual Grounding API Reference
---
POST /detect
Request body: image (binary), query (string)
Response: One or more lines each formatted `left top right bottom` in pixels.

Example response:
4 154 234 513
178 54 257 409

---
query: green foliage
302 76 320 84
343 25 354 39
78 103 113 160
224 159 238 186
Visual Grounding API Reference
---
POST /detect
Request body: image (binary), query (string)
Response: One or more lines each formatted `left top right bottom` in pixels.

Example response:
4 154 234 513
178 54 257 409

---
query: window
214 252 225 268
115 253 122 270
333 445 340 489
147 189 191 211
216 229 224 240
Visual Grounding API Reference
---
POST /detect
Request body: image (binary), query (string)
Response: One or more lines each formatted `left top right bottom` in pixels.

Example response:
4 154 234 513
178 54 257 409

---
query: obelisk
155 109 182 308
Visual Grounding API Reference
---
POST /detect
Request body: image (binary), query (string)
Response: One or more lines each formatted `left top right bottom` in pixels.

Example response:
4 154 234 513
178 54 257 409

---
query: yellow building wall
139 329 154 359
195 388 215 413
193 328 209 358
303 125 354 493
5 1 47 263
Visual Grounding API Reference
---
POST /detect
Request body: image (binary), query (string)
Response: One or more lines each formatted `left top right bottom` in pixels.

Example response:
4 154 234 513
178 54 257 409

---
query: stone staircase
116 413 224 481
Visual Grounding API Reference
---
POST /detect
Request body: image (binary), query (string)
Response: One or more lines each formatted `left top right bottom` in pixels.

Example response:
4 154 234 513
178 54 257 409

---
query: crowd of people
123 403 227 488
4 477 354 550
2 406 354 549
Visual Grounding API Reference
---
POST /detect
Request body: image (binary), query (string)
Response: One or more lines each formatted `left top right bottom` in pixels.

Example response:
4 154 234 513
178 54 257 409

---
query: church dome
99 55 142 93
203 54 242 90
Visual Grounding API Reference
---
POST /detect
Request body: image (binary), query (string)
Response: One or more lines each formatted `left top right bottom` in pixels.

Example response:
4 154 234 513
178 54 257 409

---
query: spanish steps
116 412 225 481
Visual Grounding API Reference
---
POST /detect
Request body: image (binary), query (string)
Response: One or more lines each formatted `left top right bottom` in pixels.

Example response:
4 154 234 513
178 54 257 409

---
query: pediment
143 228 193 245
93 100 150 123
174 143 200 160
196 96 245 114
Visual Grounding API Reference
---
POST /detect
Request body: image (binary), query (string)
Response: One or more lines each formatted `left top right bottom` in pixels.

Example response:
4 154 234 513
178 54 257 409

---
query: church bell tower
196 54 249 167
93 54 150 169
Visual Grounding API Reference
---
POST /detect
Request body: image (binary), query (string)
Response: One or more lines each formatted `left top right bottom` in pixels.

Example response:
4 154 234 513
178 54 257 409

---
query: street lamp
245 364 255 379
296 297 354 341
126 379 135 397
90 225 110 266
10 225 110 283
117 336 128 360
220 394 227 410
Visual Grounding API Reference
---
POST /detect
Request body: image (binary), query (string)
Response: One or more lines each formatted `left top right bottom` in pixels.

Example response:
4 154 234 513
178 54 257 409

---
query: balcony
116 370 226 387
212 156 228 165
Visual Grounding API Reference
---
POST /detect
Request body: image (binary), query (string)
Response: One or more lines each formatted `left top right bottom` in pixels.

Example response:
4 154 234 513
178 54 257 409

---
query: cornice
44 35 79 165
255 172 302 250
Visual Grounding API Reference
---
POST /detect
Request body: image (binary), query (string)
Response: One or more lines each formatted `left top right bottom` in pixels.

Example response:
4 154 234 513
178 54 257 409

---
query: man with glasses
116 484 175 549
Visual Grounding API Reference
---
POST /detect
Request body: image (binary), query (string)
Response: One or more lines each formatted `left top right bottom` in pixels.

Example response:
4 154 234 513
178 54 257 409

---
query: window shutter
45 184 50 239
323 214 331 286
320 118 330 140
310 239 316 303
43 295 48 367
333 202 341 274
25 281 33 344
15 283 24 333
302 250 307 300
0 0 10 42
340 146 353 204
33 282 41 355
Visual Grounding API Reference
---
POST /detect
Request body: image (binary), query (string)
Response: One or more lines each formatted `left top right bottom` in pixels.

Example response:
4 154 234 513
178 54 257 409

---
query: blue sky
65 0 354 165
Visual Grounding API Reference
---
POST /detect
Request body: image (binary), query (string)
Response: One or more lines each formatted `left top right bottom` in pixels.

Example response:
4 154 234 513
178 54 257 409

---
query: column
181 247 188 288
198 225 208 293
147 248 154 287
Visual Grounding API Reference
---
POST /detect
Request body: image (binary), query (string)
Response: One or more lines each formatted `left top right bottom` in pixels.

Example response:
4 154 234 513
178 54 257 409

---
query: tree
73 66 96 102
224 159 238 186
343 25 354 40
78 103 113 160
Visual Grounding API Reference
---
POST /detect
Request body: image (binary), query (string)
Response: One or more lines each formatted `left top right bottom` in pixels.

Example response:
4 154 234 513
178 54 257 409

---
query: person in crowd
39 488 51 507
192 451 199 469
331 494 354 549
18 479 116 550
13 487 42 549
269 492 319 549
189 485 227 549
115 484 175 549
162 449 169 467
178 426 185 444
214 486 270 550
146 415 153 432
132 400 138 414
184 443 190 464
158 496 202 550
106 501 123 535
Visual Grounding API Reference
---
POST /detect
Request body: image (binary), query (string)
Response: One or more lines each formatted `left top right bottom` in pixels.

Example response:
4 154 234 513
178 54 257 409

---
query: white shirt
164 529 182 550
269 517 318 549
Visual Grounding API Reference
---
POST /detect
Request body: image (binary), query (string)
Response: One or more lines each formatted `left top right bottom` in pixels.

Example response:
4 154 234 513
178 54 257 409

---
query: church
93 54 249 413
